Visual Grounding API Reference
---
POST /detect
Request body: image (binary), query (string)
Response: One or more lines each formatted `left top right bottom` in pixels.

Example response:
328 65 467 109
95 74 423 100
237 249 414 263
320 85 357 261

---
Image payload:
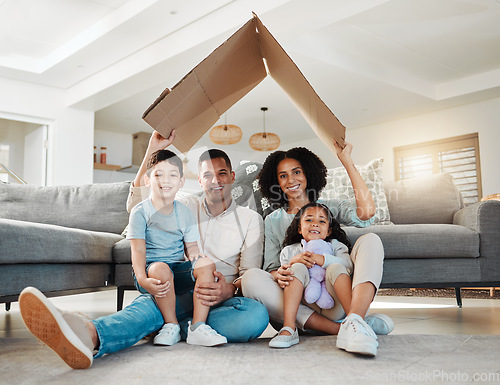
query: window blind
394 133 482 205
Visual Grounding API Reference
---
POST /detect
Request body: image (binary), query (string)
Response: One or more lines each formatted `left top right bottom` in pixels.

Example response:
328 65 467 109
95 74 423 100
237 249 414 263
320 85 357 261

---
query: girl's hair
282 202 352 253
258 147 327 209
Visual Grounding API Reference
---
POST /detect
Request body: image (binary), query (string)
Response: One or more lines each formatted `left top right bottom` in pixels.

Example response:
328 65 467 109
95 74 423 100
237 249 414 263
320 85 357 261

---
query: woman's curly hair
258 147 328 210
282 202 352 253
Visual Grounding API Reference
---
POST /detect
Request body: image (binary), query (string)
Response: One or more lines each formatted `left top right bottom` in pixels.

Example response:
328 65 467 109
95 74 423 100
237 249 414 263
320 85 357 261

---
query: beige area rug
2 335 500 385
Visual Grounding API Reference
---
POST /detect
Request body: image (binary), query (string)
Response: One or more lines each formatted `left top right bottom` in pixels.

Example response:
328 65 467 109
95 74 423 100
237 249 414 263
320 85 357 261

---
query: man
19 130 268 369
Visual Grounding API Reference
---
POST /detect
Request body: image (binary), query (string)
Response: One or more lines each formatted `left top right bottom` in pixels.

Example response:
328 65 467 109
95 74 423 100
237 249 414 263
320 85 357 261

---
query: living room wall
3 71 497 195
0 77 94 186
289 96 500 198
346 96 500 197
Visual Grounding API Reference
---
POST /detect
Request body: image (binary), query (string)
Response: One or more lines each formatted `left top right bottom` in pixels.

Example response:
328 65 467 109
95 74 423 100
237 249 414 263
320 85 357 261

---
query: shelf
93 163 121 171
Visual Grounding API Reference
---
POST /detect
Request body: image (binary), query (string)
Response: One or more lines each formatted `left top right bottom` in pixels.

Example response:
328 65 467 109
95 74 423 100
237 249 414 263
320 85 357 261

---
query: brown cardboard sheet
143 14 345 153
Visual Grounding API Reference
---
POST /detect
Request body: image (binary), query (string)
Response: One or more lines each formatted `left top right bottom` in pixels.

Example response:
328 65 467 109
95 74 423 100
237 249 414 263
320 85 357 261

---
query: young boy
128 149 227 347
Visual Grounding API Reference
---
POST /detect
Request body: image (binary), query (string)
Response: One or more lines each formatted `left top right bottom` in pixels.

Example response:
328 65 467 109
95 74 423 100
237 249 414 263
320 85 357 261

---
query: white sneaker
336 313 378 356
269 326 299 348
365 313 394 335
19 287 94 369
154 323 181 346
186 322 227 347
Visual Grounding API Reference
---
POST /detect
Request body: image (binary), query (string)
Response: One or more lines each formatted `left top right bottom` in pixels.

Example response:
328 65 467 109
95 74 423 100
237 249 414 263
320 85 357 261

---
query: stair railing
0 163 27 184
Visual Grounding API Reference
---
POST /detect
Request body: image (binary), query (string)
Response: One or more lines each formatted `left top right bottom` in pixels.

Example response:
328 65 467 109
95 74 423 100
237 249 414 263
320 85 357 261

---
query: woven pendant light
209 114 242 145
249 107 280 151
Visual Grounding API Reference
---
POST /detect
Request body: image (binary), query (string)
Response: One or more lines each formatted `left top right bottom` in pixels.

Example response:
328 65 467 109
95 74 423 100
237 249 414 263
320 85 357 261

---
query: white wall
0 120 26 181
23 125 47 185
282 96 500 197
3 73 498 193
0 77 95 185
92 129 134 183
94 129 133 167
345 97 500 197
109 93 500 198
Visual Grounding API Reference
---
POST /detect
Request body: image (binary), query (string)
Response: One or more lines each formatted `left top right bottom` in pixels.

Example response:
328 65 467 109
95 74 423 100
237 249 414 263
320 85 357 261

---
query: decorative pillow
383 173 463 224
232 161 265 215
320 158 391 224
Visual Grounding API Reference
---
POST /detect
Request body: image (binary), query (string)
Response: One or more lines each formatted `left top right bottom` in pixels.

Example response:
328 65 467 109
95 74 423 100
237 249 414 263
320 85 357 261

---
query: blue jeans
133 260 195 295
92 292 269 358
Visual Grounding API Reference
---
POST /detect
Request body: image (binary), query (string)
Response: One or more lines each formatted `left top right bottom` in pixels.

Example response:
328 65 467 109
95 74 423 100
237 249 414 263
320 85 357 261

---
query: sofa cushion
344 224 479 259
321 158 391 224
114 263 135 287
113 238 132 264
0 182 131 234
0 218 123 264
384 173 463 224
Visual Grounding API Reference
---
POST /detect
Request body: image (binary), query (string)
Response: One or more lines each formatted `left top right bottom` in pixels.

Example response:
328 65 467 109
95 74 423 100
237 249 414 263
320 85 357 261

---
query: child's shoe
154 323 181 346
365 313 394 335
269 326 299 348
186 321 227 346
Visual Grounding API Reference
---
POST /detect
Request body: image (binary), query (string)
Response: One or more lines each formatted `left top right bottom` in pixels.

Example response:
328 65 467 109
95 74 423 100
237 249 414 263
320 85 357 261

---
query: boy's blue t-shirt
127 198 200 263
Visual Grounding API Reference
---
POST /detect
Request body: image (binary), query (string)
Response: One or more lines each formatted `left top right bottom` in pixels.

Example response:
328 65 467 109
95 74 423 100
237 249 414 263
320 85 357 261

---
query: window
394 133 482 205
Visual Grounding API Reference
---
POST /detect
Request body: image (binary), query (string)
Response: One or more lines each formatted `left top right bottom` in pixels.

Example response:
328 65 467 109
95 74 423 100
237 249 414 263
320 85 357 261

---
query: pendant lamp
249 107 280 151
209 114 242 145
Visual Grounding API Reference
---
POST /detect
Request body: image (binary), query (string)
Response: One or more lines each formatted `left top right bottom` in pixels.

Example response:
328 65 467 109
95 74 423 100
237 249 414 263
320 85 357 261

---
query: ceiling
1 0 500 151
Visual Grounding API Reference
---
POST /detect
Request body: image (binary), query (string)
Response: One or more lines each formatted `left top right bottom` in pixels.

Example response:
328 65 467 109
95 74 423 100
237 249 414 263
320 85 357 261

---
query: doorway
0 118 49 185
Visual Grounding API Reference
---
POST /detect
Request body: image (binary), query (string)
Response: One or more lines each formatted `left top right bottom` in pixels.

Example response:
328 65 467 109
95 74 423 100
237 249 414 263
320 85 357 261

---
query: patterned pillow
320 158 391 224
232 161 265 215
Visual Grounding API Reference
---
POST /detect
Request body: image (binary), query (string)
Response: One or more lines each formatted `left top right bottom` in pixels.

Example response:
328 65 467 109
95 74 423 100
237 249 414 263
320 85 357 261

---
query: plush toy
301 239 335 309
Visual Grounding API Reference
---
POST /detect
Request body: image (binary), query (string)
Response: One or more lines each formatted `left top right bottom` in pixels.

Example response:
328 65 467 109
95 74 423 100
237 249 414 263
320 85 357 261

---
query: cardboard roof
143 13 345 153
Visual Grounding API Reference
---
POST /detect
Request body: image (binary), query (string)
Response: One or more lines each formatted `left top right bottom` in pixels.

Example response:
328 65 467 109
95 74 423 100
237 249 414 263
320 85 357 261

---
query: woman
241 141 392 356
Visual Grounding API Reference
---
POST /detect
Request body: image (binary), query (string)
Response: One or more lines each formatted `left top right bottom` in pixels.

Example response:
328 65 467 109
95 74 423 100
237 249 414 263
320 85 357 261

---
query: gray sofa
0 182 131 310
1 172 499 311
344 173 500 306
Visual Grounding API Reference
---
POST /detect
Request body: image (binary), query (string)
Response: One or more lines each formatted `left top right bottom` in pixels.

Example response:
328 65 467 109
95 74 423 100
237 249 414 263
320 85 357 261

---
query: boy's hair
258 147 327 209
282 202 352 253
198 149 232 171
146 149 183 177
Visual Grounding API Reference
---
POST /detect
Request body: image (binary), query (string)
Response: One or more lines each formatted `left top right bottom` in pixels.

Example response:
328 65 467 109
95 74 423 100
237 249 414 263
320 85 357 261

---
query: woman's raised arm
332 140 375 220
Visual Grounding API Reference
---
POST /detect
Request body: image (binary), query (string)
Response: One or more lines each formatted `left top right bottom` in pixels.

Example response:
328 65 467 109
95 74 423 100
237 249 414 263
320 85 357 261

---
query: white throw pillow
320 158 391 224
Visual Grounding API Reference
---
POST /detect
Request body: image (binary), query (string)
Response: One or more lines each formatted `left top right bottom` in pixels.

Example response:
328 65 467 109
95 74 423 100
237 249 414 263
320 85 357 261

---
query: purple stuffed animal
301 239 335 309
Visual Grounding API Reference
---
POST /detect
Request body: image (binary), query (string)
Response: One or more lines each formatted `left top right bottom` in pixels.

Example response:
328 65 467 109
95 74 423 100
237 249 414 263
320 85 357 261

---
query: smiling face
198 157 235 204
298 206 332 242
276 157 308 201
147 160 184 204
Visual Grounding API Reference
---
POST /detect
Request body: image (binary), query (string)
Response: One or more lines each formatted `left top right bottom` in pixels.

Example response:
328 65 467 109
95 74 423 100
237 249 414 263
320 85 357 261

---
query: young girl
269 202 353 348
242 145 392 356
